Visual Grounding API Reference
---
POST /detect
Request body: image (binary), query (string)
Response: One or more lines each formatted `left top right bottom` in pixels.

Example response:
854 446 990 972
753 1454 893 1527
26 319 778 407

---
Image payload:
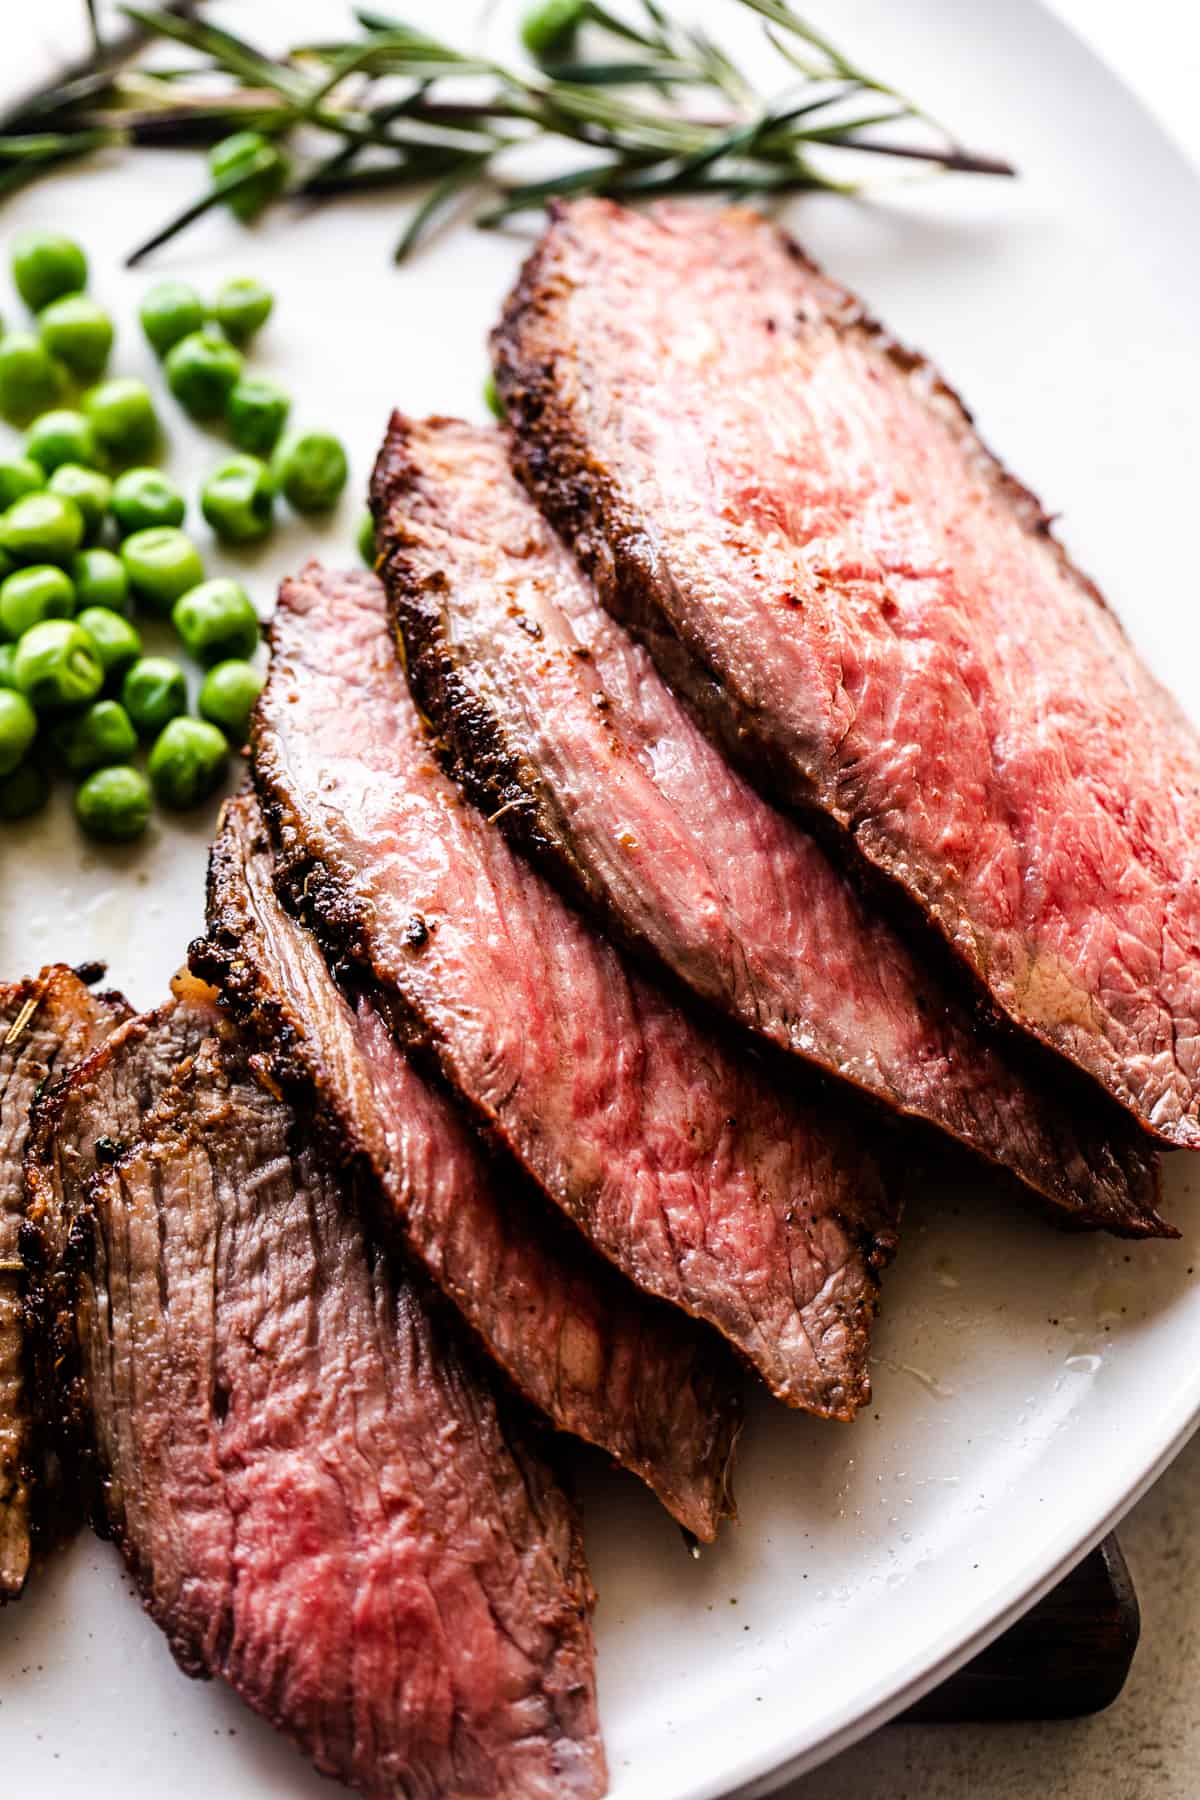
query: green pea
0 457 45 510
357 509 376 567
520 0 585 61
120 527 205 615
0 757 49 821
199 454 275 544
164 327 242 421
209 130 290 223
0 565 75 639
0 332 60 425
83 377 159 461
48 464 111 540
71 548 130 615
139 279 205 358
274 431 348 514
52 697 138 775
0 492 84 566
198 657 263 743
12 232 87 312
75 763 151 843
37 295 113 381
13 619 103 712
211 276 274 344
121 655 187 739
0 644 16 689
0 688 37 775
75 607 141 680
147 715 228 810
483 370 505 420
110 466 185 535
226 375 289 456
171 577 258 666
24 409 99 475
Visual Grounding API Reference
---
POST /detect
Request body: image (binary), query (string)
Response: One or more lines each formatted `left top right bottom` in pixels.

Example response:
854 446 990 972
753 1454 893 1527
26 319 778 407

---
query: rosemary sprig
0 0 1014 267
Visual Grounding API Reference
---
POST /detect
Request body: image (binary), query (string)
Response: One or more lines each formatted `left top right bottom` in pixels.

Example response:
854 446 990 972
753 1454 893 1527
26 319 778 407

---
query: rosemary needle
0 0 1015 268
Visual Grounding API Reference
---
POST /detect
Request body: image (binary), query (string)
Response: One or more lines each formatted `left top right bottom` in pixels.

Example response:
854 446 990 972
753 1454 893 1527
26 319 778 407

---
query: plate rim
646 2 1200 1791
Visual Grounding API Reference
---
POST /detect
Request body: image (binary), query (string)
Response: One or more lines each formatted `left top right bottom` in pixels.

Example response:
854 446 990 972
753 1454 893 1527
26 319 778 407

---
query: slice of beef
253 563 899 1420
22 978 221 1537
81 1030 605 1799
0 966 121 1600
192 792 737 1542
375 413 1165 1239
495 197 1200 1152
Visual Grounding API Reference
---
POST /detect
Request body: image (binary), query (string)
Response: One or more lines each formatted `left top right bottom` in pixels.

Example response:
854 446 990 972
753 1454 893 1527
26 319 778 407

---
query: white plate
3 2 1200 1796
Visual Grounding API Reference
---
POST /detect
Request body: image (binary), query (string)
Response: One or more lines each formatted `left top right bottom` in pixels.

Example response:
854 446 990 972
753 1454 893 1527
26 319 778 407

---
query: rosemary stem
124 145 280 266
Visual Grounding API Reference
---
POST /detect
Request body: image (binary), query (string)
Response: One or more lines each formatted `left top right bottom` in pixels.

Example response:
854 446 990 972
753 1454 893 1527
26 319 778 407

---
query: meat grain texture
194 792 738 1540
0 966 120 1599
255 563 900 1419
81 1031 605 1800
374 412 1164 1237
22 979 221 1534
495 198 1200 1149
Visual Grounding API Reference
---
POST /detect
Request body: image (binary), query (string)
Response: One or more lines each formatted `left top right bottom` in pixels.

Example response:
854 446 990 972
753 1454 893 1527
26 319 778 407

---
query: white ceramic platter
3 2 1200 1795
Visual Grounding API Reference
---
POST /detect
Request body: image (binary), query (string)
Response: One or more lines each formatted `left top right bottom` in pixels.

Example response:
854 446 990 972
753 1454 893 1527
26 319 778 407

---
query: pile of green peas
138 273 348 543
0 232 323 842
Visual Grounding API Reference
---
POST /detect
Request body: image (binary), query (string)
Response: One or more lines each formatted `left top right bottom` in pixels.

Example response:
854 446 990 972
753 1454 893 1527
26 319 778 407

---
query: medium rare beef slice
374 412 1164 1238
254 564 898 1418
495 197 1200 1150
22 980 221 1535
82 1034 606 1800
0 966 120 1600
193 792 737 1541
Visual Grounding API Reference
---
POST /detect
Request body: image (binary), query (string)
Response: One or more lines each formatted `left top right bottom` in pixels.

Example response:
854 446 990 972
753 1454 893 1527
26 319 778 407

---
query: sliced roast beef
192 792 737 1541
0 966 122 1600
253 563 899 1419
496 197 1200 1151
22 978 221 1534
374 413 1164 1239
80 1030 605 1799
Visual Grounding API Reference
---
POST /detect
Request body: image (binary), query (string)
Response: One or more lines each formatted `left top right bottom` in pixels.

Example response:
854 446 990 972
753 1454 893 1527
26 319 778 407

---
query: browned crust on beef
371 413 1169 1244
492 202 1186 1155
250 581 895 1419
192 792 739 1539
21 980 223 1548
81 1034 606 1798
371 421 584 892
0 967 124 1600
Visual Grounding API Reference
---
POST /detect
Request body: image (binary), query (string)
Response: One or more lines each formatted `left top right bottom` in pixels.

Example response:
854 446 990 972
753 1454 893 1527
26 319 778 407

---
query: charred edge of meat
372 415 624 926
3 972 128 1580
82 1038 605 1797
372 425 877 1129
251 769 439 1079
253 767 834 1418
492 214 1176 1206
198 798 740 1531
496 475 1173 1238
21 990 224 1545
367 419 1168 1245
189 820 381 1201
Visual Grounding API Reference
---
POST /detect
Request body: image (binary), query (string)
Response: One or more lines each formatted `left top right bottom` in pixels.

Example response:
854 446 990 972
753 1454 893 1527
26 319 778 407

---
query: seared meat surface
193 792 738 1540
81 1030 606 1799
375 413 1164 1238
254 564 900 1419
23 979 221 1537
496 198 1200 1150
0 967 121 1599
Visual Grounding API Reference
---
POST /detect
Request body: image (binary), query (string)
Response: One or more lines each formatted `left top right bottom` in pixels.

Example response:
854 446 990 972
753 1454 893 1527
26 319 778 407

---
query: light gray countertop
786 1415 1199 1799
